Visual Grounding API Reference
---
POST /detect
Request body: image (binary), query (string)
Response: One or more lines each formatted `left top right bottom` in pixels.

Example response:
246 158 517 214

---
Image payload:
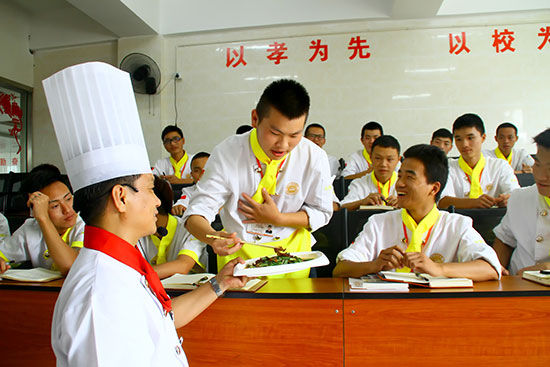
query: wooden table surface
1 276 549 366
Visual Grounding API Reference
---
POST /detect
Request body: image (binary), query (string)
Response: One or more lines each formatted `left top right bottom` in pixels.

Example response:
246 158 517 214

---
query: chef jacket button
175 345 181 355
541 211 548 217
536 235 543 243
254 235 262 241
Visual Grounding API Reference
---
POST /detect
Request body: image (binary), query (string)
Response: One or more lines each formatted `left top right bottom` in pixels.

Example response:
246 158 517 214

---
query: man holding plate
184 79 333 278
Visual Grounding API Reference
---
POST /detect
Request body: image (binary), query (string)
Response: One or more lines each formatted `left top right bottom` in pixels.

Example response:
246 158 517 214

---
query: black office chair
454 207 507 245
516 173 535 187
333 176 346 201
311 208 348 277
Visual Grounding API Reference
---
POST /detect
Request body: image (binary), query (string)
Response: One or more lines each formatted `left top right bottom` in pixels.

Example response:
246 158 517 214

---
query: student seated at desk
439 113 519 209
171 152 210 216
0 164 84 275
340 135 400 211
152 125 195 185
493 128 550 275
430 128 453 156
333 144 501 281
342 121 383 179
0 212 9 245
138 177 207 279
483 122 534 174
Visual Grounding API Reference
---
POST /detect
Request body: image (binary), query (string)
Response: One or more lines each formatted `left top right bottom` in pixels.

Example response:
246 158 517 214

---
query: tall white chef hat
42 62 151 192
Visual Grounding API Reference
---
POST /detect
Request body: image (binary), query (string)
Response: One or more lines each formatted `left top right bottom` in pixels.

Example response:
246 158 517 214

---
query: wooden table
1 277 549 366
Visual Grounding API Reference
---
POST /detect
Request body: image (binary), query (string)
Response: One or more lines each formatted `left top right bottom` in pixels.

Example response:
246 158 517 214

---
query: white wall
163 12 550 160
0 2 33 87
32 42 118 170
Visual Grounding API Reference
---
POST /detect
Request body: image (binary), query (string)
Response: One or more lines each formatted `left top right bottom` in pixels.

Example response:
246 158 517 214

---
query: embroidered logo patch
485 184 493 191
286 182 300 195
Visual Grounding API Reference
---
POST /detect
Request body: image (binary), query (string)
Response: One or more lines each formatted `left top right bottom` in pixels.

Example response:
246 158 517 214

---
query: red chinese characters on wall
223 26 548 67
449 32 471 55
538 26 550 50
266 42 288 65
226 46 247 68
309 39 328 62
348 36 371 60
492 29 516 53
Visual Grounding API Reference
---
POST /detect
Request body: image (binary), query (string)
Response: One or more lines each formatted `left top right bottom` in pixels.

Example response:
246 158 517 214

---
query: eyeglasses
163 136 182 145
306 133 325 140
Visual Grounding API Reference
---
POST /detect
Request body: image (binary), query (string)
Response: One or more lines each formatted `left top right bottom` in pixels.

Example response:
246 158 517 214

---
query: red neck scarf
84 225 172 314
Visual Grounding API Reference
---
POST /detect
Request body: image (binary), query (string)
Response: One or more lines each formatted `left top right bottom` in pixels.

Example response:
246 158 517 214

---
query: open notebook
522 271 550 286
0 268 63 282
161 273 267 292
379 271 473 288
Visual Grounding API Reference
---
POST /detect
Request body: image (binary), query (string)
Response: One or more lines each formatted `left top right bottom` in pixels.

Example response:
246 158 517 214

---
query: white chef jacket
337 209 501 277
0 212 9 245
152 153 195 180
340 174 397 206
493 185 550 275
440 156 520 199
0 216 85 269
327 154 341 178
137 215 207 269
483 148 535 171
174 185 198 209
52 247 188 367
341 149 370 177
183 132 333 246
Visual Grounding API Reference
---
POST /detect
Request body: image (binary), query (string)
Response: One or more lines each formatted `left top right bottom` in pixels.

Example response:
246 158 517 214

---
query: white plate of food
233 251 329 277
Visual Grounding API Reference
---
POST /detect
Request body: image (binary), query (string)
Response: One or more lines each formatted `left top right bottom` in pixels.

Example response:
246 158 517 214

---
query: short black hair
496 122 518 136
161 125 183 140
153 176 173 215
534 128 550 149
371 135 400 155
191 152 210 166
403 144 448 201
305 123 326 137
431 128 453 142
255 79 310 122
361 121 383 138
21 164 64 194
452 113 485 135
236 125 253 134
74 174 141 226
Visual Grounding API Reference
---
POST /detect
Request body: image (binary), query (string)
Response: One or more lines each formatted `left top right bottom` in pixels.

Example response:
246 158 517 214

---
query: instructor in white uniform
44 62 247 367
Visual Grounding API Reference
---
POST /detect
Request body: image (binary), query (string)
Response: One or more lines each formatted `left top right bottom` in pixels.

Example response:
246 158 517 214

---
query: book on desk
349 274 409 292
379 271 473 288
522 270 550 286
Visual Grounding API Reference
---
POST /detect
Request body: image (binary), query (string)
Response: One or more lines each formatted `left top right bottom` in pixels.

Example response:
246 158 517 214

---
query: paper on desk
0 268 63 282
161 273 266 292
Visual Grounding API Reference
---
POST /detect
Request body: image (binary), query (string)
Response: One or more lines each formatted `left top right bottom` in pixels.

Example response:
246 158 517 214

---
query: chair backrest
206 215 224 273
516 173 535 187
454 207 507 245
333 176 346 200
347 208 397 244
311 208 348 277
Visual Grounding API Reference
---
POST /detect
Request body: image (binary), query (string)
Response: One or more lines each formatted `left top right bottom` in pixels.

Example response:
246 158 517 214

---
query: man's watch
209 277 225 297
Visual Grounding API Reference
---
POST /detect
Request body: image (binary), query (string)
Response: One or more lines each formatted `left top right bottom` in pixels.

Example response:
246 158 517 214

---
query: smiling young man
0 164 84 275
483 122 534 173
340 135 400 211
438 113 519 209
333 144 500 280
184 79 333 278
152 125 195 185
492 128 550 275
44 62 247 366
342 121 384 179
